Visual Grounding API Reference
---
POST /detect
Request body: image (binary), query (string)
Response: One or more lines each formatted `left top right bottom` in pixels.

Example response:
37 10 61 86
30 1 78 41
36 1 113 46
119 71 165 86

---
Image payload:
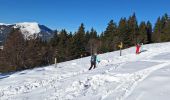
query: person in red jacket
136 43 141 54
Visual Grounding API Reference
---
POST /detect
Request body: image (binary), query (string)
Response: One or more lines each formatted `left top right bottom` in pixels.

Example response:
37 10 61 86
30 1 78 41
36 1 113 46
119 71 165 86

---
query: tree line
0 13 170 73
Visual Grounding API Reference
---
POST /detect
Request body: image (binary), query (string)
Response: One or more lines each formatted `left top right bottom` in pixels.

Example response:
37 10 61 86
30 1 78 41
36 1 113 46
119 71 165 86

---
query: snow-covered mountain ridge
14 22 41 36
0 22 54 42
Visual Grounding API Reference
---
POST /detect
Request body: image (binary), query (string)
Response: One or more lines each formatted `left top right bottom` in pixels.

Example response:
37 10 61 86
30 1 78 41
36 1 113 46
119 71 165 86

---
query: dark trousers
89 62 96 70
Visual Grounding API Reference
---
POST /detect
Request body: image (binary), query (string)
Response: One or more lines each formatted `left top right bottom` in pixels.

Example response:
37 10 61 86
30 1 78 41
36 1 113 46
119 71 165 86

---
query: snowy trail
44 60 170 100
102 60 170 100
50 60 169 100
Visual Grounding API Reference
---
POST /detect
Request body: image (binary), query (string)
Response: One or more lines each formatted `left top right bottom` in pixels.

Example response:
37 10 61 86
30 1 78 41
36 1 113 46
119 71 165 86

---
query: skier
136 43 141 54
89 53 100 70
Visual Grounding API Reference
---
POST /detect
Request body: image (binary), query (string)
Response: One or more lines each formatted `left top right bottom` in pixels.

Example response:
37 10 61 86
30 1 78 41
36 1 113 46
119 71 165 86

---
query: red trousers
136 46 140 54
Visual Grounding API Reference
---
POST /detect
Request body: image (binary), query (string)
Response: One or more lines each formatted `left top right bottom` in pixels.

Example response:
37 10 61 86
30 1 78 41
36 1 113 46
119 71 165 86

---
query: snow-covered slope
1 42 170 100
0 22 54 41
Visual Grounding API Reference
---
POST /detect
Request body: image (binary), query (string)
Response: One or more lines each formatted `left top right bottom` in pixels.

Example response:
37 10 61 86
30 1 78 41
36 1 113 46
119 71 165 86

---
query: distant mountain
0 22 54 43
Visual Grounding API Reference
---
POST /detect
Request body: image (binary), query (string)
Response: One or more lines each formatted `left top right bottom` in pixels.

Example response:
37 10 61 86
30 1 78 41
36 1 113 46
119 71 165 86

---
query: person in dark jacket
89 53 100 70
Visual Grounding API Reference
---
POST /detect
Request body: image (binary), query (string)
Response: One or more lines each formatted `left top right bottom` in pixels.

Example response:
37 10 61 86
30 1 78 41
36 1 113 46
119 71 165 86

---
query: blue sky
0 0 170 33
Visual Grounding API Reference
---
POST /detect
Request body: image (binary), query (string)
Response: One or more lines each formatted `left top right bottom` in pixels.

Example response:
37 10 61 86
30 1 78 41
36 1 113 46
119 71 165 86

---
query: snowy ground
1 42 170 100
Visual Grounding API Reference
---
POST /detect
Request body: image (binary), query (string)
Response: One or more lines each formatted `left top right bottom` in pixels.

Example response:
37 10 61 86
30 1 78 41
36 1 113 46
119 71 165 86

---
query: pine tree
146 21 152 43
0 48 9 72
23 37 42 68
102 20 117 51
104 20 117 38
89 28 98 39
65 32 75 60
50 30 59 46
3 28 26 70
72 23 86 58
86 28 99 54
127 13 138 45
153 17 163 42
118 18 130 48
161 14 170 41
138 21 148 43
85 31 90 42
57 29 69 61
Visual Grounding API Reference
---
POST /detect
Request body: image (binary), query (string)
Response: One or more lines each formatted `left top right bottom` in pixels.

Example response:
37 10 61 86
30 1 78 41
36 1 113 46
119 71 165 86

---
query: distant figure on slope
89 53 100 70
136 43 141 54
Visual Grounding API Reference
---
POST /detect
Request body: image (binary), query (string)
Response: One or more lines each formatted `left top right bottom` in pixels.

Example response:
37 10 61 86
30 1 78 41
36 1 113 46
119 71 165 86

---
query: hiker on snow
89 53 100 70
136 43 141 54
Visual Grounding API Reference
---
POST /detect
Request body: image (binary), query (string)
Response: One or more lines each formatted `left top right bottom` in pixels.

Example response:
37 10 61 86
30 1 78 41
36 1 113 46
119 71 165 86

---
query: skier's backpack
91 55 96 62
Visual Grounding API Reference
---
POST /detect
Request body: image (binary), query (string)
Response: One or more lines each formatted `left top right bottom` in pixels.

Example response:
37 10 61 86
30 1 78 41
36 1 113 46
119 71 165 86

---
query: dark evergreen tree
57 29 69 61
0 47 9 72
153 17 163 42
127 13 138 45
146 21 152 43
102 20 117 51
3 28 26 70
161 14 170 41
23 37 43 68
85 31 90 41
72 23 86 58
87 28 98 55
118 18 130 48
50 30 59 46
89 28 98 39
65 32 75 60
138 21 148 43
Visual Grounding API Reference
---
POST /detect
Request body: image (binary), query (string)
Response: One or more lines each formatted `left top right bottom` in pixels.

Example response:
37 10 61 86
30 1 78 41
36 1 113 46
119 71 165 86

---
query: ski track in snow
102 60 170 100
1 43 170 100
